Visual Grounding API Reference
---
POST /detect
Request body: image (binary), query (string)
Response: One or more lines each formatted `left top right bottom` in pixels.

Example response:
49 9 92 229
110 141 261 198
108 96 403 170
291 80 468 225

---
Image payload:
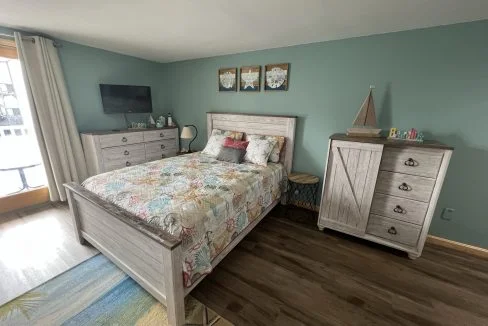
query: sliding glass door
0 39 48 213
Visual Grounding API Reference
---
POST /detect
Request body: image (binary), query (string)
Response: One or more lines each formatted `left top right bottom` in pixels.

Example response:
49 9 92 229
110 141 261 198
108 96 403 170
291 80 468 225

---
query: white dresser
81 127 179 176
318 134 453 259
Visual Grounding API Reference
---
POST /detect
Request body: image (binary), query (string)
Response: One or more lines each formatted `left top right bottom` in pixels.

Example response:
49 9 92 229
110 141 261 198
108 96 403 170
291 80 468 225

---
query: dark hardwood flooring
192 205 488 326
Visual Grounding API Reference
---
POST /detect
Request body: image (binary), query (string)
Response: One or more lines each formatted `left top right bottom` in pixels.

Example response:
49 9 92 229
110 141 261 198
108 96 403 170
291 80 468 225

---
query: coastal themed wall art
265 63 289 91
240 66 261 91
218 68 237 91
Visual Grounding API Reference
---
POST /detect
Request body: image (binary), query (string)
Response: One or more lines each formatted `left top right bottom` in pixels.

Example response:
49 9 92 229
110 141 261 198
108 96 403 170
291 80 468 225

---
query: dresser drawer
146 150 176 161
101 144 145 163
371 193 428 225
143 129 177 142
103 156 147 171
145 140 176 154
99 132 143 148
376 171 435 202
380 147 442 178
366 214 421 247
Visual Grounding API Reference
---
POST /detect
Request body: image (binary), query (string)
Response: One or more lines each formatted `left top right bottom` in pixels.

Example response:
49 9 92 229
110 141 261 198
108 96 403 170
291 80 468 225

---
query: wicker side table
287 172 320 211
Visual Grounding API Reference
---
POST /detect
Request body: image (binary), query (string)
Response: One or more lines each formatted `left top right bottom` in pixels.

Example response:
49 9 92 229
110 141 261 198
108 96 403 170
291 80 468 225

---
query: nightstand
287 172 320 211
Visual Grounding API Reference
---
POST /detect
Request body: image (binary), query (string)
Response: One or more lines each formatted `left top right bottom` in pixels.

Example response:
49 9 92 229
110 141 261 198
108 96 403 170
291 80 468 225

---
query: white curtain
14 32 88 201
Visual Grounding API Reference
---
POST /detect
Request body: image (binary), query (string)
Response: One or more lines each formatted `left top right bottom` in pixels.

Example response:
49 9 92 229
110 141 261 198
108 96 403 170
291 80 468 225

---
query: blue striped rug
0 254 221 325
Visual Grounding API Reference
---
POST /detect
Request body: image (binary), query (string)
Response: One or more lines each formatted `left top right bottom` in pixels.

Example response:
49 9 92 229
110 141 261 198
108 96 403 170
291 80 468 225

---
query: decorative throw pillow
246 134 285 163
216 147 246 164
223 137 249 150
244 138 277 166
202 134 226 157
211 129 244 140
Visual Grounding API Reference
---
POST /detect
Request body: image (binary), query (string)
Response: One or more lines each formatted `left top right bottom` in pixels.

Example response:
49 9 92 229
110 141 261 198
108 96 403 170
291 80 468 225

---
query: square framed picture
218 68 237 91
240 66 261 92
265 63 289 91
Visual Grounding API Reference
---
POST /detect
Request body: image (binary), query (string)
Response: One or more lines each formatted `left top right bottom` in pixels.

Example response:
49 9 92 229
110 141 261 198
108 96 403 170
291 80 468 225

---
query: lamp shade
180 126 194 139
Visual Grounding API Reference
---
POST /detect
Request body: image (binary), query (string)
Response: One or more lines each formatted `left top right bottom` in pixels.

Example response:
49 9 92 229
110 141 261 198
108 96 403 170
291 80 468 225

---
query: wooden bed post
65 187 85 245
163 244 185 326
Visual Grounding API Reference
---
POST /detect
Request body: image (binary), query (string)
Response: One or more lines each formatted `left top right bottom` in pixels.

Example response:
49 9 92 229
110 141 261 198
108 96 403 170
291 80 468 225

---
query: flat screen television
100 84 152 113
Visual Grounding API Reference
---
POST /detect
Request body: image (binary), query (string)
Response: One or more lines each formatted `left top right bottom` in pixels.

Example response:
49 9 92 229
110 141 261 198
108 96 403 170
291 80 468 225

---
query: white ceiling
1 0 487 63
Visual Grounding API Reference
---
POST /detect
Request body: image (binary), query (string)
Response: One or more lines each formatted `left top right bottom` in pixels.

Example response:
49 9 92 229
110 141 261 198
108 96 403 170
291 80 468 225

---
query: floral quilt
82 153 285 287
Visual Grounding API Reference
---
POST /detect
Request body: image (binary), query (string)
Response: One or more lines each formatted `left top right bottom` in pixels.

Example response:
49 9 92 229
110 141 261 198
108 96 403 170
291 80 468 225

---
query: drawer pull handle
393 205 406 214
388 227 397 235
161 144 166 149
126 161 131 167
160 132 164 138
124 150 129 155
404 158 418 167
121 137 128 142
398 183 411 191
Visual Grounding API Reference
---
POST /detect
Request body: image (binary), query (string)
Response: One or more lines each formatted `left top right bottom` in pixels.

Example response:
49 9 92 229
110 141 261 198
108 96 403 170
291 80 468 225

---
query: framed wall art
265 63 289 91
218 68 237 91
240 66 261 92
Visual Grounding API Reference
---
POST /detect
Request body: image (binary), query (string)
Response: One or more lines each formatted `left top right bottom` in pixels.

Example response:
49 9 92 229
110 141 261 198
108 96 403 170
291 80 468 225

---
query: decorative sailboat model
347 87 382 137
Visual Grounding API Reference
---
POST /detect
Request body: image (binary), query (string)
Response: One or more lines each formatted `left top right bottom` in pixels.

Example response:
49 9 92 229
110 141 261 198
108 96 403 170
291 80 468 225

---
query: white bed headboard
207 112 296 173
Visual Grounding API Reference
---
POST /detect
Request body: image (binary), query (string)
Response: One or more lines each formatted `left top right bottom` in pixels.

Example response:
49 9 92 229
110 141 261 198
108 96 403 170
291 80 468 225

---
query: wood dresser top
288 173 320 184
330 133 454 150
81 126 178 135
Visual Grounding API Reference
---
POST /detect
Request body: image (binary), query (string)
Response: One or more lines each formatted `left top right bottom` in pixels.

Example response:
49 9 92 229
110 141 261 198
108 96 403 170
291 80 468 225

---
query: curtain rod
0 33 62 48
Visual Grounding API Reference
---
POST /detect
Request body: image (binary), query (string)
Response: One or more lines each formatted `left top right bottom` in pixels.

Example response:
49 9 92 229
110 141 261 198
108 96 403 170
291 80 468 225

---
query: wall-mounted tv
100 84 152 113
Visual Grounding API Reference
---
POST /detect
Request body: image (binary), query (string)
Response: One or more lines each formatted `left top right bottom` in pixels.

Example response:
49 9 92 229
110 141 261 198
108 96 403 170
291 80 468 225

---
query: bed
64 113 296 325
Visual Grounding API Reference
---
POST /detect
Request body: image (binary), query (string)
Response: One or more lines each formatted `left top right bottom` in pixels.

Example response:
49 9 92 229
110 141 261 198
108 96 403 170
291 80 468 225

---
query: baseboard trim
427 235 488 259
0 187 50 214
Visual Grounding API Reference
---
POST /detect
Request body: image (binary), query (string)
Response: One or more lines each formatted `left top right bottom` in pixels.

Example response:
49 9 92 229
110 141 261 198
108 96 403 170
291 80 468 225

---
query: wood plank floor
0 203 98 305
192 206 488 326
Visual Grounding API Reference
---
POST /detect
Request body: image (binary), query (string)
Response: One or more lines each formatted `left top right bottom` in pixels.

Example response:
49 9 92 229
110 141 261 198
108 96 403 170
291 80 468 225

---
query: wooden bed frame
64 113 296 325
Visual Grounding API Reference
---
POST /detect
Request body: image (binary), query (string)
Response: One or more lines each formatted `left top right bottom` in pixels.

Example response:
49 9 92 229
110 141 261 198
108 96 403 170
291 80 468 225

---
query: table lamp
180 125 198 153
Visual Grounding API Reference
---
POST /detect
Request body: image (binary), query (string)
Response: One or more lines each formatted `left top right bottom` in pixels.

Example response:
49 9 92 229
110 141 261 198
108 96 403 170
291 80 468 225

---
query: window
0 37 48 211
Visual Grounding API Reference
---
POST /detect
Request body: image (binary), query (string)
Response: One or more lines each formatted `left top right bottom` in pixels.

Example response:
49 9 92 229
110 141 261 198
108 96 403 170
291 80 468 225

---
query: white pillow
246 134 285 163
202 134 226 157
244 138 277 166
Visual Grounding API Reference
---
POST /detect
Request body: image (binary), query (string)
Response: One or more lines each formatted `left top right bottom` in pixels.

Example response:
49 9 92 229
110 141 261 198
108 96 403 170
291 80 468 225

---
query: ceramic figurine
148 114 156 127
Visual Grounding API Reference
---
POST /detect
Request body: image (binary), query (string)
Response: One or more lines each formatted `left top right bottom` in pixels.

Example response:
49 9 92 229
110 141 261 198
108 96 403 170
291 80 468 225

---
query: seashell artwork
265 63 289 91
218 68 237 91
240 66 261 91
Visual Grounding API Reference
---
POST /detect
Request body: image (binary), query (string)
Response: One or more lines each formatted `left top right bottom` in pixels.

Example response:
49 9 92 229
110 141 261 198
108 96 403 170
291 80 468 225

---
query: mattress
82 153 285 287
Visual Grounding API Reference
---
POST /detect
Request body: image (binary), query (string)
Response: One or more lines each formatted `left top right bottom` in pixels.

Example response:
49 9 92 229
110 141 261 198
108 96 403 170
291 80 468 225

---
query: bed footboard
64 182 185 326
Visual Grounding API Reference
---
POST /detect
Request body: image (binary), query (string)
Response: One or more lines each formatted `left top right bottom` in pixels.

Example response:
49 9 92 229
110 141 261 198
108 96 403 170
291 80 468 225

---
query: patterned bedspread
82 153 285 287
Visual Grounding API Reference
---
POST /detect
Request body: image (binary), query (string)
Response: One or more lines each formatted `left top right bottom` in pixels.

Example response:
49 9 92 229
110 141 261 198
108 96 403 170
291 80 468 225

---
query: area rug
0 254 228 325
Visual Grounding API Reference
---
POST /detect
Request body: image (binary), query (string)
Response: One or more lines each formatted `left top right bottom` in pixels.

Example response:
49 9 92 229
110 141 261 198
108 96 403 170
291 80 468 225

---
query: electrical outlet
440 208 455 221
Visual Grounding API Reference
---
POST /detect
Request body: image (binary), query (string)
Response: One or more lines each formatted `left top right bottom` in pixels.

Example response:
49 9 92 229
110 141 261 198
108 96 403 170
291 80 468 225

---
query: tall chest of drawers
318 134 453 259
81 127 179 177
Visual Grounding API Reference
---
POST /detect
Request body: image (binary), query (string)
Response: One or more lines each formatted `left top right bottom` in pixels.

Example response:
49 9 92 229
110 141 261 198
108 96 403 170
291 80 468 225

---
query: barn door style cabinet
318 134 453 259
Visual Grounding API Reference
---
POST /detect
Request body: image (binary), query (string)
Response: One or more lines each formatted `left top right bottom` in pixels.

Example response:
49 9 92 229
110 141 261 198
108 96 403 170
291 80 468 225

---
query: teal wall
162 20 488 248
1 26 164 132
57 41 164 132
